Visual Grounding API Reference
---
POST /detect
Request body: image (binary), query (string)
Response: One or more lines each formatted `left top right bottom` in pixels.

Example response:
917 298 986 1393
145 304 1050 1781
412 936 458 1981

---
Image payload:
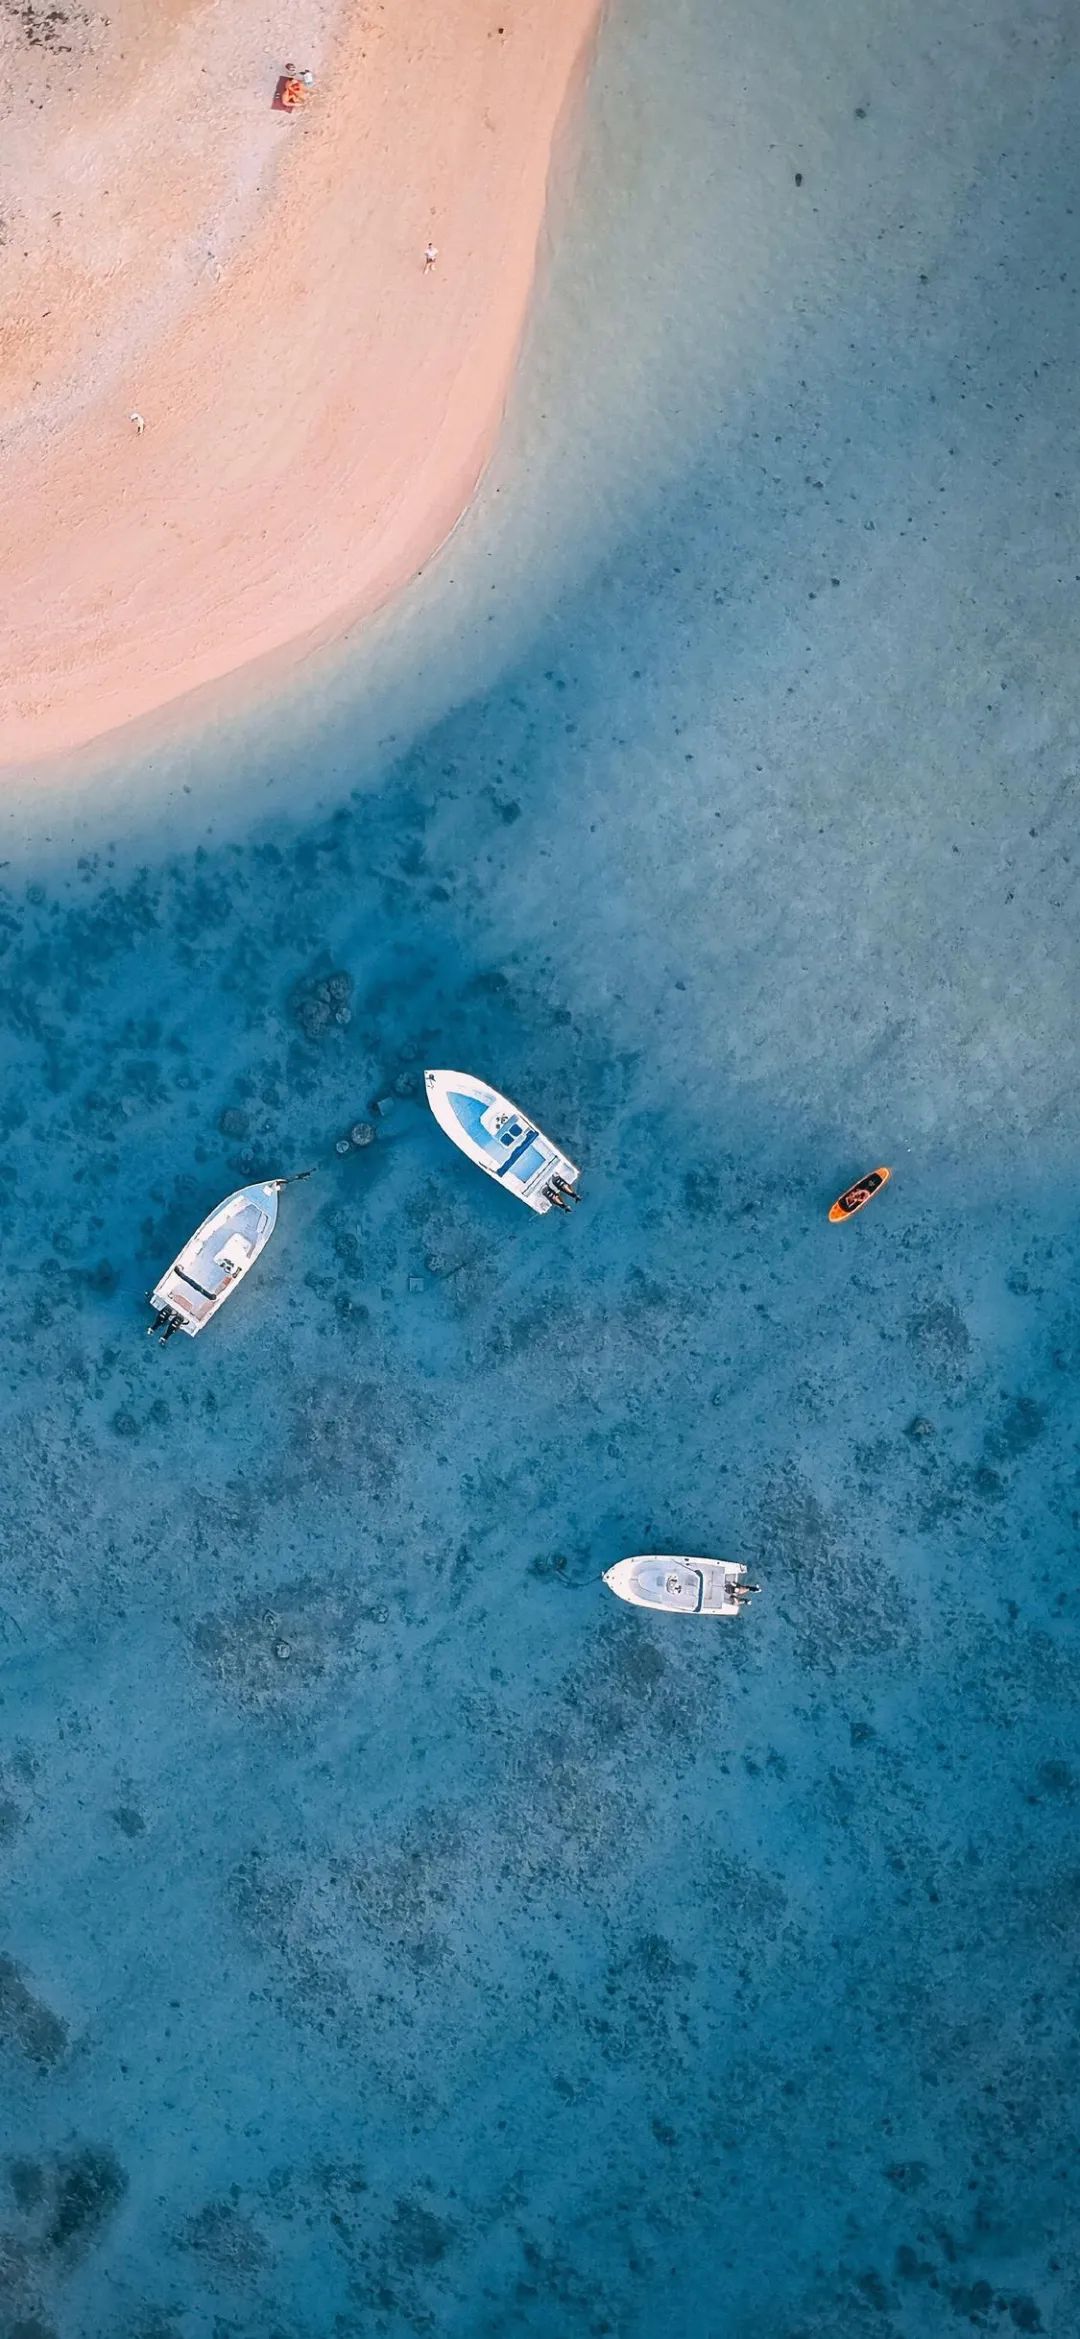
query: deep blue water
2 1 1079 2333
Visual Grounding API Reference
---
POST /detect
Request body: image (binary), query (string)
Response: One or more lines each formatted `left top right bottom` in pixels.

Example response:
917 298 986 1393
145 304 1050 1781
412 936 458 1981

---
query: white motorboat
424 1069 581 1216
147 1181 286 1342
603 1556 759 1617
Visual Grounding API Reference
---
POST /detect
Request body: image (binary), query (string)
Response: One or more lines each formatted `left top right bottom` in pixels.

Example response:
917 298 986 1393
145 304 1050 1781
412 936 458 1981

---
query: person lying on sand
280 65 314 111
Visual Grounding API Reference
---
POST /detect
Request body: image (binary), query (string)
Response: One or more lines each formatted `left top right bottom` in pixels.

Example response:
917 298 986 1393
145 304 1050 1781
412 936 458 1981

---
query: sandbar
0 0 600 765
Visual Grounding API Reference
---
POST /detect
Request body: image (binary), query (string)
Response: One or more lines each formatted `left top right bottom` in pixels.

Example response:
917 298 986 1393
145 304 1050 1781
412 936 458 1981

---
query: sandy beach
0 0 599 765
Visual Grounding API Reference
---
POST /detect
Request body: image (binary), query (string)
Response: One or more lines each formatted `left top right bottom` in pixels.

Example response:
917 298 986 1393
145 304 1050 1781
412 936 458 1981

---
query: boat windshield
481 1102 518 1139
451 1091 519 1160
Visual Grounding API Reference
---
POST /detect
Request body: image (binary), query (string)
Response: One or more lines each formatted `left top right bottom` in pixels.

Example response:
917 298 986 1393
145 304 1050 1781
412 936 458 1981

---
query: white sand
0 0 600 764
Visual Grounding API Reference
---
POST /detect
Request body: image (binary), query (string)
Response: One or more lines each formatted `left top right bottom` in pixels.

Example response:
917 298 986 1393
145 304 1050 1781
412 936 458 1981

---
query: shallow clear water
2 2 1078 2333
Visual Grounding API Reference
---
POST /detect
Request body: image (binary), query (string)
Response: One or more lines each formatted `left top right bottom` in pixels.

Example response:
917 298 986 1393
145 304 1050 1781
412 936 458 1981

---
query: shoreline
0 0 602 770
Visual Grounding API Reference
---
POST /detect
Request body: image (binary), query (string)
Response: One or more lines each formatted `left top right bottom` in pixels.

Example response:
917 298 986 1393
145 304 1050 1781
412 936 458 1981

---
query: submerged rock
45 2147 128 2258
292 968 354 1039
0 1954 69 2068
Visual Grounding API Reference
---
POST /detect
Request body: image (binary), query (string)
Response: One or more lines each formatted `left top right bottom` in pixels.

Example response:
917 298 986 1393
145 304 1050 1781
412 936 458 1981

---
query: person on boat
544 1184 571 1213
733 1581 759 1601
840 1184 872 1212
552 1175 580 1204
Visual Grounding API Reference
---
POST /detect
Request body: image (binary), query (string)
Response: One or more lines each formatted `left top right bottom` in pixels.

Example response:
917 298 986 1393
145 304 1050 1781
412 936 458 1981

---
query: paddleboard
829 1166 891 1223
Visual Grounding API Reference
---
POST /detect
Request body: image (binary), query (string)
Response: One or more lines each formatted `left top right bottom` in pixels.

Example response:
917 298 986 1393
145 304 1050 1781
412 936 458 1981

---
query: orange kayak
829 1166 891 1222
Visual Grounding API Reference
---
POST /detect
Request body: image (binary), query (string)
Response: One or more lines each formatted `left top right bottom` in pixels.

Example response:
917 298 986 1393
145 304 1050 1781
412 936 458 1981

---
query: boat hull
148 1181 280 1337
424 1069 580 1214
603 1556 753 1617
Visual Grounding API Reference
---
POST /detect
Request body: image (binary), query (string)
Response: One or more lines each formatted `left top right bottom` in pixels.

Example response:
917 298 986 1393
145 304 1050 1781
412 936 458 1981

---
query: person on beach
130 411 145 435
424 241 438 271
280 65 313 111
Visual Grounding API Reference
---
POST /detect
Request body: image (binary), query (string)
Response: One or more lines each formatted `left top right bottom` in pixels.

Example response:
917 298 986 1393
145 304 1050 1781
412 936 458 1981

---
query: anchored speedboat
147 1181 286 1342
603 1556 759 1617
424 1070 581 1215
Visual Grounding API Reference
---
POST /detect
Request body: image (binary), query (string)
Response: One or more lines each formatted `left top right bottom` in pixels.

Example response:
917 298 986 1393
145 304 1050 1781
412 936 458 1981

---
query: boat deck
152 1196 270 1324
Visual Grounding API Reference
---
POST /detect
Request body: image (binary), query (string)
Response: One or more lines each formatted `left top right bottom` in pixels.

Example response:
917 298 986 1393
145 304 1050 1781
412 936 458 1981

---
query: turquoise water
2 2 1079 2333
